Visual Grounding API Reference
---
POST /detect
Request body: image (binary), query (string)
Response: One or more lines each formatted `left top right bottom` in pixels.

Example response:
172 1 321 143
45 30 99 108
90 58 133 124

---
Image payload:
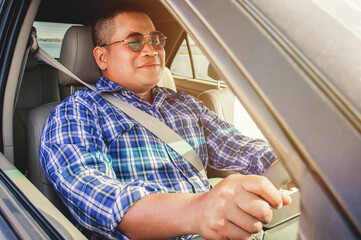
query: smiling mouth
138 63 159 69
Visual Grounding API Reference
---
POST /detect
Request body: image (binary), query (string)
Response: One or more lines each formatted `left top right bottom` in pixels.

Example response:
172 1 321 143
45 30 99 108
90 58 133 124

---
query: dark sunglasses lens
127 33 145 52
150 32 166 50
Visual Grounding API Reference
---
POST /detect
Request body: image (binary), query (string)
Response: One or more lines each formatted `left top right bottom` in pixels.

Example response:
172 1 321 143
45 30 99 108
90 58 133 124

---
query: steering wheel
208 160 291 188
262 160 291 189
259 161 299 240
208 160 298 239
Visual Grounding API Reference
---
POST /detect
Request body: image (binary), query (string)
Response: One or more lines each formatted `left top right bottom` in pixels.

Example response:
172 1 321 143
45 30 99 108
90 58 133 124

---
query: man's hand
118 175 291 240
194 175 292 240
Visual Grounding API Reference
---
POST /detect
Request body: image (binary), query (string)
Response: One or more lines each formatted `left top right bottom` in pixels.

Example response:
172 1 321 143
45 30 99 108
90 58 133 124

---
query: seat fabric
14 55 60 173
27 102 70 218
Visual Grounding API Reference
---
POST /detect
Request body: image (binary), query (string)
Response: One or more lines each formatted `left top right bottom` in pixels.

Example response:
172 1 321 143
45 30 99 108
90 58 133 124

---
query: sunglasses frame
100 31 167 52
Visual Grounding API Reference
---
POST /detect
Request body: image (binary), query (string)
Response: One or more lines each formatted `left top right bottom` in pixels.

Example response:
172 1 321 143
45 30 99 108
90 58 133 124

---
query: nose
140 36 157 56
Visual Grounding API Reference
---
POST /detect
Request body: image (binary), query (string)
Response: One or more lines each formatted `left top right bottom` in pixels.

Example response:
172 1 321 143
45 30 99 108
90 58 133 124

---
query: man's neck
101 75 155 104
136 90 154 104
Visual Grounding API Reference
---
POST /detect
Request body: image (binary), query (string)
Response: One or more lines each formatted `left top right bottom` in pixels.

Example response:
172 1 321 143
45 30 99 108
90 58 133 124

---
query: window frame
170 33 225 85
0 0 30 152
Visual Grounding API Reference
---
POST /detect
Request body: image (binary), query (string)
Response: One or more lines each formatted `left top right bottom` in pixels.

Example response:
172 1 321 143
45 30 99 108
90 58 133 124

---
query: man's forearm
117 175 291 240
118 192 202 239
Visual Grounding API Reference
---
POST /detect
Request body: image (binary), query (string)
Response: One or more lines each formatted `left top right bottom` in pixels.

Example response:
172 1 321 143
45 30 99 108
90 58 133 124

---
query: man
40 3 291 240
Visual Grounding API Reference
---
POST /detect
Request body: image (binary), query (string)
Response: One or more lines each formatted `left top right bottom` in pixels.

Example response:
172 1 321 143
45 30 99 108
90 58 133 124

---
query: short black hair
91 2 147 47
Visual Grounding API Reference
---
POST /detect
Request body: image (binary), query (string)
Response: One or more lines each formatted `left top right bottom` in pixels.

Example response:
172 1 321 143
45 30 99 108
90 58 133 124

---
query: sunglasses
100 31 167 52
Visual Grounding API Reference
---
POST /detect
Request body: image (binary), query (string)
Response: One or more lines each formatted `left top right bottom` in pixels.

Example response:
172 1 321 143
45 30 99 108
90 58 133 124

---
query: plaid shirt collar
94 76 174 110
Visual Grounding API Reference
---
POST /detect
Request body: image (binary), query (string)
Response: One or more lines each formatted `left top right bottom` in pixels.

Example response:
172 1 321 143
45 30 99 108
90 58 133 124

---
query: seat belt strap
32 46 207 179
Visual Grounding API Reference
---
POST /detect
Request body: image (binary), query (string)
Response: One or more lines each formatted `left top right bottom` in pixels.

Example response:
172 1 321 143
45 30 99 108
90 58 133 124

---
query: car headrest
159 67 177 91
58 26 101 86
207 63 221 81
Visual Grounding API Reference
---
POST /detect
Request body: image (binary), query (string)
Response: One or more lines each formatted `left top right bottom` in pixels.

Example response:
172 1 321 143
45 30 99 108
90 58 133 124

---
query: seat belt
30 33 207 179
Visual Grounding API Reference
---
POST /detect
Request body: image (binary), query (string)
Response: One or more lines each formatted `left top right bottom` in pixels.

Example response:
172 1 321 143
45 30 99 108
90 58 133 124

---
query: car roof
35 0 174 25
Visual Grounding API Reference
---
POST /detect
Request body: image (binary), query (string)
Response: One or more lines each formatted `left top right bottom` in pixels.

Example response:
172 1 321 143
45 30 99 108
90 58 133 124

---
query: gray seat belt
31 39 207 179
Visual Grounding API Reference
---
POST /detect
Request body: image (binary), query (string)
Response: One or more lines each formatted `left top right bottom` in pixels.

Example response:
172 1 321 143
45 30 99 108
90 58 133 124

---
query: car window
172 35 265 140
171 35 218 83
170 39 193 78
33 21 81 58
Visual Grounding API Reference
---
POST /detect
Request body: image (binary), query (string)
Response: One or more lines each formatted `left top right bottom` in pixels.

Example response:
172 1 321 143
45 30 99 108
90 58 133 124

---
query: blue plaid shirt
40 76 276 239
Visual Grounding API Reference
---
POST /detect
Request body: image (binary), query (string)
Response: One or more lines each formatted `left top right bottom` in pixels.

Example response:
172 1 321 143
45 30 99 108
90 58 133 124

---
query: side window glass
33 21 81 58
188 37 213 81
171 35 221 83
170 39 193 78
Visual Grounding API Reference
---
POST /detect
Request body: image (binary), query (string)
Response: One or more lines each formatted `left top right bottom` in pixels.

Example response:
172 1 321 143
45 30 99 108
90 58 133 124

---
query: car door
161 0 361 239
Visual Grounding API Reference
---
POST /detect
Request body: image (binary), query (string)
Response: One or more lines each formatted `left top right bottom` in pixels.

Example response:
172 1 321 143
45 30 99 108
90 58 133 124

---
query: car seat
198 64 265 140
14 54 60 174
26 25 177 216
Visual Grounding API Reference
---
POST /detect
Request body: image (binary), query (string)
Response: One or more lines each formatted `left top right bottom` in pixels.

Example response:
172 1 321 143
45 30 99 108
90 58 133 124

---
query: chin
143 74 161 83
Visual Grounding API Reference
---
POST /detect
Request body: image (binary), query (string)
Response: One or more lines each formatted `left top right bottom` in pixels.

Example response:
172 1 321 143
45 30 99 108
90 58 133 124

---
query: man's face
99 12 165 94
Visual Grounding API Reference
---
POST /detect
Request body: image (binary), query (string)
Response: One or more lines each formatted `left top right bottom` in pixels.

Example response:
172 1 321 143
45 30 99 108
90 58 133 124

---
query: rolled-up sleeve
197 99 276 175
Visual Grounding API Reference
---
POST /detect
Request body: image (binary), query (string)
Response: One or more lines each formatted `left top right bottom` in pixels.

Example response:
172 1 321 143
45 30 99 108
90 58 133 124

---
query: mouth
138 63 160 69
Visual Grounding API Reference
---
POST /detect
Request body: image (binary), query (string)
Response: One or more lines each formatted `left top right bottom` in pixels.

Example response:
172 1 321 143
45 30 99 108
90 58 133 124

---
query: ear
93 46 108 71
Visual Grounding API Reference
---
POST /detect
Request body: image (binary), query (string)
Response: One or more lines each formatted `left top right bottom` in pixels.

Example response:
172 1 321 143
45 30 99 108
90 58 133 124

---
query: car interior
12 0 266 193
3 0 300 238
